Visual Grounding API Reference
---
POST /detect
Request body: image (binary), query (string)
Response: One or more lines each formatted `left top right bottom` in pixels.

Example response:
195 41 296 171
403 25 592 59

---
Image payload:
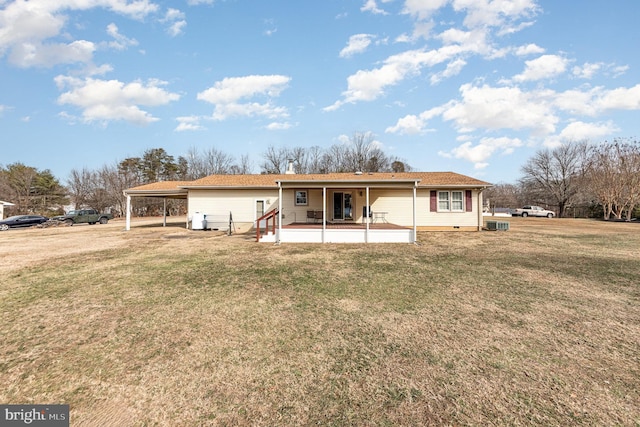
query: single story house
123 171 492 243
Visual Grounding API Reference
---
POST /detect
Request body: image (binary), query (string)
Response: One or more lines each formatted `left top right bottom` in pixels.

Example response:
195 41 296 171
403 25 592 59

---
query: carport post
125 194 131 231
163 198 167 227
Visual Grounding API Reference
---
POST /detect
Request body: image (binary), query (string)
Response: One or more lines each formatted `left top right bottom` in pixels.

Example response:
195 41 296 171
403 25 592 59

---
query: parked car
0 215 49 230
511 206 555 218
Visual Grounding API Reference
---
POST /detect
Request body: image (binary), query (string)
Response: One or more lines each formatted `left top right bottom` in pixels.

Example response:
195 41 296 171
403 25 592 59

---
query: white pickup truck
511 205 555 218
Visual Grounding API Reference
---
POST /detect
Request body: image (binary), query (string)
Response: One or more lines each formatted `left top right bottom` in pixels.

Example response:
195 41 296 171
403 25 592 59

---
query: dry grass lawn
0 217 638 426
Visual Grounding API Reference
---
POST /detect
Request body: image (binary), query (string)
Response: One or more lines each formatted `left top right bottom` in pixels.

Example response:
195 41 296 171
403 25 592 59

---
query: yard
0 218 638 426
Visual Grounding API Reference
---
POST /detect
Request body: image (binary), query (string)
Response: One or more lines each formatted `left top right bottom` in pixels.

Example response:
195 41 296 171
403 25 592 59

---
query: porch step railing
256 208 278 242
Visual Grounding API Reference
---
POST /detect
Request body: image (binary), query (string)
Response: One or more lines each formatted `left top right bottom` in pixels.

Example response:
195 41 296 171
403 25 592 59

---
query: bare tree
586 144 620 220
323 144 349 172
484 183 522 210
260 146 289 174
67 168 96 209
588 139 640 220
230 154 254 175
520 141 589 218
306 146 326 174
185 146 236 178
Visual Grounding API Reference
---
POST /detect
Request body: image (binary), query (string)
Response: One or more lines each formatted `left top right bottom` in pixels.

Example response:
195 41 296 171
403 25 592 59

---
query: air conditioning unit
485 220 509 231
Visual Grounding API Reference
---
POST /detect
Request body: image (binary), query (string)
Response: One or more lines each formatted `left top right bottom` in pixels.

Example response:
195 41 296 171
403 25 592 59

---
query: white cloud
325 48 456 111
403 0 539 31
597 84 640 111
513 54 569 82
402 0 450 20
361 0 388 15
55 75 180 125
515 43 545 56
430 58 466 84
554 84 640 116
197 75 291 121
558 121 619 141
386 104 449 134
442 83 558 135
105 23 138 50
266 121 292 130
0 0 158 67
455 0 540 30
339 34 375 58
162 8 186 37
572 62 602 79
439 136 523 168
8 39 96 67
175 116 205 131
167 20 186 37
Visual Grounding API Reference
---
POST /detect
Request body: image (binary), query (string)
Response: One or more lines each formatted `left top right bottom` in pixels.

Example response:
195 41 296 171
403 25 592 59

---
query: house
123 171 492 243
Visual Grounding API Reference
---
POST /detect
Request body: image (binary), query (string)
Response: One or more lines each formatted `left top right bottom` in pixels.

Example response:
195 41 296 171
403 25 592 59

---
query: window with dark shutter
465 190 472 212
430 191 437 211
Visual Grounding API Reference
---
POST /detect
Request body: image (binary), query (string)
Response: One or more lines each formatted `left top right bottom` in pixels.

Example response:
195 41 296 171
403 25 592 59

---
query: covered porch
266 176 420 244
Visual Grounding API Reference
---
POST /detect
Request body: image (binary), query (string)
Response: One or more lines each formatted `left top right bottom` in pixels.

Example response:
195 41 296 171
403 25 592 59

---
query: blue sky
1 0 639 184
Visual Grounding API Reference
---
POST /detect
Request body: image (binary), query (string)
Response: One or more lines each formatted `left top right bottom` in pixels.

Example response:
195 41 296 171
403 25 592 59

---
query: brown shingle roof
187 172 491 188
125 181 191 192
125 172 491 193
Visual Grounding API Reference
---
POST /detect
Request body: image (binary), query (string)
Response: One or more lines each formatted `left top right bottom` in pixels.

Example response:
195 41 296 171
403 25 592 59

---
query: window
438 191 449 211
438 191 464 212
451 191 464 211
295 190 308 206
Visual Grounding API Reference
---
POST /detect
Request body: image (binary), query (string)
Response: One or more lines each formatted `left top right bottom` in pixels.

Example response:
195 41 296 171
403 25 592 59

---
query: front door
333 192 353 221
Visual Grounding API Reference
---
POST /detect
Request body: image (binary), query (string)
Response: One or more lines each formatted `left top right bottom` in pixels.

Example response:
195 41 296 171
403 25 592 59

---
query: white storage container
191 212 205 230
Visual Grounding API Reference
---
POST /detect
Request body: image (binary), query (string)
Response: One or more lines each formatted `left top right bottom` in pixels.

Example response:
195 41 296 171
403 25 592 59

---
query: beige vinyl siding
189 189 279 231
280 189 325 224
419 189 478 227
367 189 479 227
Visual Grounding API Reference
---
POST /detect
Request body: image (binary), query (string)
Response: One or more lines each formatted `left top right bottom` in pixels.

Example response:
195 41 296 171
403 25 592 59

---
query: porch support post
278 183 282 243
365 186 370 243
163 198 167 227
413 182 418 243
322 187 326 244
125 194 131 231
477 189 483 231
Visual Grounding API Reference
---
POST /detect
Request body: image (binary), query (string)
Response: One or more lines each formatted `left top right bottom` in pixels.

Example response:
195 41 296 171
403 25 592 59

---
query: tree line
0 132 410 217
2 135 638 220
485 138 640 220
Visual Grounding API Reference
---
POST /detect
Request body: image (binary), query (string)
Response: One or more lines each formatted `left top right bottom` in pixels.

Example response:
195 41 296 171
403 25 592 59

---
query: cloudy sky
1 0 638 183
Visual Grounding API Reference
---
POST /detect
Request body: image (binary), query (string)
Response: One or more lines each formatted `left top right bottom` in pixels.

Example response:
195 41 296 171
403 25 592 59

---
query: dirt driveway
0 217 199 272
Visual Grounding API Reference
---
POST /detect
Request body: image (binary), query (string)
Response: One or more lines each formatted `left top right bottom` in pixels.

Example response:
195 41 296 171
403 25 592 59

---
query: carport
0 201 15 220
123 181 189 230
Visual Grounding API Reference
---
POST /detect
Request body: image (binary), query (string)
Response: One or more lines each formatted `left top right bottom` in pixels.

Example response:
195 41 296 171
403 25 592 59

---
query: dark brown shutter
430 191 437 212
465 190 472 212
